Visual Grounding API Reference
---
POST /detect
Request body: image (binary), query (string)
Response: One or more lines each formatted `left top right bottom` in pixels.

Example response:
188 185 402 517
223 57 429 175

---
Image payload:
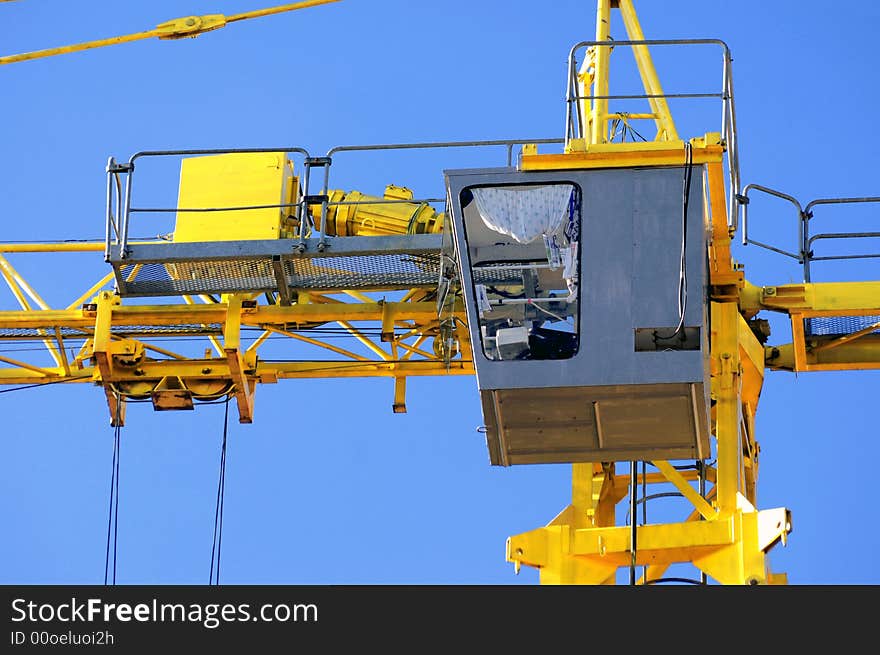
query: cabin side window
460 183 581 361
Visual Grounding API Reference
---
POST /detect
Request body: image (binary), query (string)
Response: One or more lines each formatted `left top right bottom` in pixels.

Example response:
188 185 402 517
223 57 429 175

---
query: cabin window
460 183 581 361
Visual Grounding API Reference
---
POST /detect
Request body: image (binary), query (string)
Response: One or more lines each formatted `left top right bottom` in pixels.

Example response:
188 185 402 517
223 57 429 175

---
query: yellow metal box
173 152 296 243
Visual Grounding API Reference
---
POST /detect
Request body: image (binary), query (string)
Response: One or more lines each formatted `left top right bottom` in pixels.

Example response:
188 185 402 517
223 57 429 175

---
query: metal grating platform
0 327 91 340
472 265 527 286
111 323 224 337
807 315 880 337
109 235 443 298
0 324 224 340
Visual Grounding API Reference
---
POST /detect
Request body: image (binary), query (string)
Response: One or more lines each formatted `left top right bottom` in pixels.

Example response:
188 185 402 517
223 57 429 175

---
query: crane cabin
444 161 710 466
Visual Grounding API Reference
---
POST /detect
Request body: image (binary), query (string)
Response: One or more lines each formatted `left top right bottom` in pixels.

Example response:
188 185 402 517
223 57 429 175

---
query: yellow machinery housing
174 152 298 243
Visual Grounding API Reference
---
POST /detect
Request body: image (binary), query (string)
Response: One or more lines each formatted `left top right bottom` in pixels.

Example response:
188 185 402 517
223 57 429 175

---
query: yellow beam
0 256 41 309
712 301 742 515
0 300 461 332
738 312 765 410
259 325 370 362
0 309 93 330
0 354 58 377
766 339 880 372
0 0 341 65
508 518 736 571
617 0 679 141
521 142 723 170
590 0 612 144
0 302 466 329
66 271 115 310
742 281 880 313
652 460 717 521
811 320 880 352
337 320 390 361
267 360 472 379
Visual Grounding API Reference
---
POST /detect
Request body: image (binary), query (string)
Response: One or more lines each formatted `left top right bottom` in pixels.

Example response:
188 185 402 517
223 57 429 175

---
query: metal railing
565 39 740 230
104 138 565 261
739 183 880 282
105 146 312 262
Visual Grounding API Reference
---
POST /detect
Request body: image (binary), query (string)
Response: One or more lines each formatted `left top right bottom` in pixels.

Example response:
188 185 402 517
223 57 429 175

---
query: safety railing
105 146 312 262
104 138 565 262
565 39 740 230
739 184 880 283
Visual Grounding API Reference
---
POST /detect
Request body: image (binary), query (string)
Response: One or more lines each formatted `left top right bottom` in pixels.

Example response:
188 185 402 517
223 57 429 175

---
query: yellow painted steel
589 0 612 145
525 138 722 170
507 125 794 584
617 0 679 141
172 150 444 239
0 282 472 424
0 1 342 65
314 185 444 236
571 0 679 148
0 0 876 586
174 153 297 242
738 280 880 372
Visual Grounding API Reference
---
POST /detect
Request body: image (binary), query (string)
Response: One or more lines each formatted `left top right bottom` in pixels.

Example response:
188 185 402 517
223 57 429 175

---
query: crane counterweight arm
0 0 341 64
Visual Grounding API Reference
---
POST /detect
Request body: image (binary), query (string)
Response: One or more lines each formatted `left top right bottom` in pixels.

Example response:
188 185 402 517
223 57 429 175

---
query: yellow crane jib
0 0 342 65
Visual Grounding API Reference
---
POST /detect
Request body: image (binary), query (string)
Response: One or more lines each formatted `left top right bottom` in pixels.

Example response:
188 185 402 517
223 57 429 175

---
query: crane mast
1 0 878 585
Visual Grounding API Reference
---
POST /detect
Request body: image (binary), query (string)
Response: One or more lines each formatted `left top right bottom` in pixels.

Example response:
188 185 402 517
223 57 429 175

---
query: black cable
112 421 120 585
0 375 91 395
629 461 638 586
627 123 649 142
209 398 230 585
655 142 693 341
104 395 121 585
102 426 117 585
645 577 703 585
641 461 647 583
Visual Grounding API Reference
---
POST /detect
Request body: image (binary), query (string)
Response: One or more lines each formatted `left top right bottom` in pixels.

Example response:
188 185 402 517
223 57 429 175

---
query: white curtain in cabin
472 184 573 244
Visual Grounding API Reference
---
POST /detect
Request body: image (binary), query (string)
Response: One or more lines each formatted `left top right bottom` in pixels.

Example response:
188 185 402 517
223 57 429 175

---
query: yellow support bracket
154 15 228 40
91 291 126 426
223 295 257 424
393 377 407 414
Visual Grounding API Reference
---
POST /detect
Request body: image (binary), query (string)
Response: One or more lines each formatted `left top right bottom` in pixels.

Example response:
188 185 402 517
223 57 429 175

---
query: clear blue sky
1 0 878 584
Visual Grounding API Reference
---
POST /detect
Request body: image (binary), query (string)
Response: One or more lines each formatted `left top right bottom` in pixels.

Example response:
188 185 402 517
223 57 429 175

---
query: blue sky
1 0 878 584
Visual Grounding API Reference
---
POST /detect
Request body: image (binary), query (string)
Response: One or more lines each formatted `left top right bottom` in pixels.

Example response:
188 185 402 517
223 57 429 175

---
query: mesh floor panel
807 315 880 336
0 327 89 339
0 323 223 340
285 253 439 289
116 251 441 297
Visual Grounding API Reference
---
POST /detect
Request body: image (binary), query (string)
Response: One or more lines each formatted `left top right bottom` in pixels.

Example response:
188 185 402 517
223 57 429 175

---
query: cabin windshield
460 182 581 361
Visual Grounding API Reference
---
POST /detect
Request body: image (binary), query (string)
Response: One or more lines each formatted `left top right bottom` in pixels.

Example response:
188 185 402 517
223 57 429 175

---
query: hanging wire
646 577 703 585
103 393 122 585
0 375 91 395
209 397 231 585
629 461 638 585
698 459 709 585
654 141 694 342
641 460 648 582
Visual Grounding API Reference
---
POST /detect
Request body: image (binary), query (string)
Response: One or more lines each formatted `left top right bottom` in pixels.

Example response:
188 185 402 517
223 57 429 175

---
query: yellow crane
2 1 878 585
